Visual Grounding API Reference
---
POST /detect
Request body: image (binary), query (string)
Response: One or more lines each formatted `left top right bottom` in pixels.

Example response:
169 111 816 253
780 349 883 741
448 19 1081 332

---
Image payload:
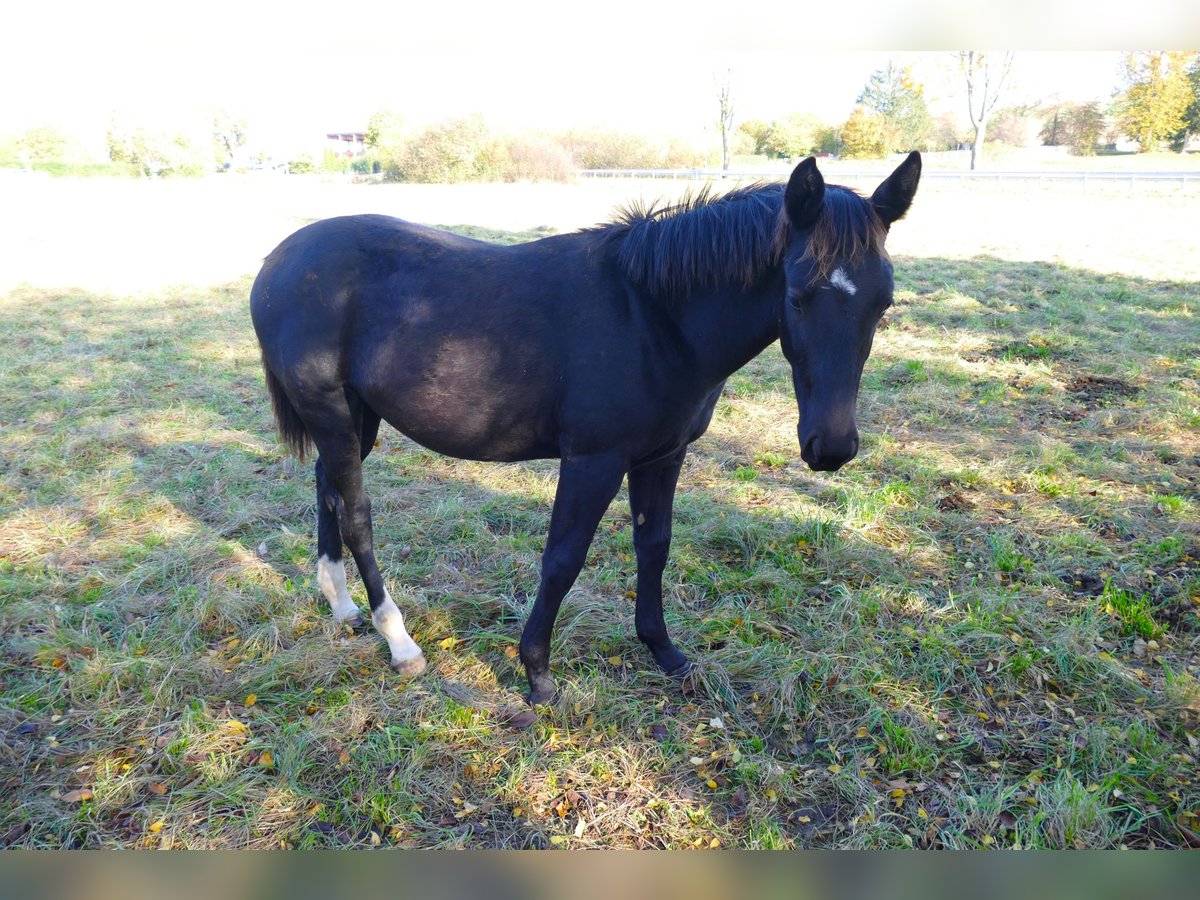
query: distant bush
287 155 316 174
361 110 710 181
385 116 496 182
0 158 135 177
499 135 574 182
380 117 574 183
350 156 382 175
553 128 707 170
107 125 208 177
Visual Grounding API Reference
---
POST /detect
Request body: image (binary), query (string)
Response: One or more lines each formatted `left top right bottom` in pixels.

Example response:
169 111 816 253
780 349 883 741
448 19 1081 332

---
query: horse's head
778 152 921 472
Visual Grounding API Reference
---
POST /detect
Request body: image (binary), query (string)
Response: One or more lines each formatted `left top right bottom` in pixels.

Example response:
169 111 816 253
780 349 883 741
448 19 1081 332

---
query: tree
814 125 843 156
1065 103 1105 156
715 68 735 171
1170 56 1200 150
1039 105 1067 147
366 109 406 152
958 51 1015 170
987 106 1038 147
17 126 69 162
929 113 967 151
212 111 248 169
856 61 932 152
763 113 823 160
840 108 890 159
1117 52 1195 151
739 119 772 156
107 120 206 177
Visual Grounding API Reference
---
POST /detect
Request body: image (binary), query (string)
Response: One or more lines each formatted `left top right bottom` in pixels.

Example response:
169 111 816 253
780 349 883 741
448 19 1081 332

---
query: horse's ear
784 157 825 229
871 151 922 227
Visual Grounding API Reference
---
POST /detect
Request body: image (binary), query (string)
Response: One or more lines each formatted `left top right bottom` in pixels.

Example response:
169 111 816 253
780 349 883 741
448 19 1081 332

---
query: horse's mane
598 181 887 297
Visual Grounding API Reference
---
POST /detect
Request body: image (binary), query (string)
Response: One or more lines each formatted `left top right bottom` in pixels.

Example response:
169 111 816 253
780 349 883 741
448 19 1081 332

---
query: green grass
1 232 1198 848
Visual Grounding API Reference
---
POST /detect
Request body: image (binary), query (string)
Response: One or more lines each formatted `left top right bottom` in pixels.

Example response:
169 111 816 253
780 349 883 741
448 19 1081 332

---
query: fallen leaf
148 820 165 833
149 783 168 795
651 724 670 742
61 788 93 803
729 787 747 815
258 750 275 768
244 694 257 707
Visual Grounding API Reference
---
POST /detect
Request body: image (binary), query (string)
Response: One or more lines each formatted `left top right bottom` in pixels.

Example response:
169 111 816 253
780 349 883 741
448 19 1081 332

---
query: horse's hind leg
315 458 363 626
314 410 382 628
309 397 425 676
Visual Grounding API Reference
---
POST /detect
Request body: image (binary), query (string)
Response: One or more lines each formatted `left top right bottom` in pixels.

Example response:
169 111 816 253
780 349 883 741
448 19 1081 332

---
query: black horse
251 153 921 703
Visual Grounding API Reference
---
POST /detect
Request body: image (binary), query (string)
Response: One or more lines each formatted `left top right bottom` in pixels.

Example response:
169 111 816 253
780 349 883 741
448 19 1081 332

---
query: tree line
3 51 1197 179
733 52 1199 169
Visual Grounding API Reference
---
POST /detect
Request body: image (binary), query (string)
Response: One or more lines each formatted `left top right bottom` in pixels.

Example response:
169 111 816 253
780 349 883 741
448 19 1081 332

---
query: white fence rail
580 168 1200 188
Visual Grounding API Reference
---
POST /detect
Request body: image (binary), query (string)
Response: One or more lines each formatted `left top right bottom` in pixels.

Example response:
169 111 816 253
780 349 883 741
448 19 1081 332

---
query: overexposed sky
2 1 1193 158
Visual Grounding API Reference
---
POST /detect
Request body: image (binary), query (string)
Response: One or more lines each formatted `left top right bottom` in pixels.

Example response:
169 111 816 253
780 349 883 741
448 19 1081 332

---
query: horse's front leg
628 447 691 676
520 452 626 705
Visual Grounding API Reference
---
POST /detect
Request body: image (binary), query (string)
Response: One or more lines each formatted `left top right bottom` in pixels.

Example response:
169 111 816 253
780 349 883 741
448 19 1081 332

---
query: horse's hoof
336 613 365 630
390 652 427 678
664 659 693 679
526 678 557 707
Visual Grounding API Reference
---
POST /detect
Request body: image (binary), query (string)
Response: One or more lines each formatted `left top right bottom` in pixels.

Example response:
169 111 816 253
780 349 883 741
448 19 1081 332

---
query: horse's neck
674 275 782 387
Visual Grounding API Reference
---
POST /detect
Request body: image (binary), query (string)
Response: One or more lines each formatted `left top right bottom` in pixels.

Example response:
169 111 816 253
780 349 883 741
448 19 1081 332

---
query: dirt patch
1065 374 1140 408
1062 571 1106 597
936 491 973 512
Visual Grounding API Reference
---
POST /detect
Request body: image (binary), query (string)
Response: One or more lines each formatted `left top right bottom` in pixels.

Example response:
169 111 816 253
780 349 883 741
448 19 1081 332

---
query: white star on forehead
829 268 857 295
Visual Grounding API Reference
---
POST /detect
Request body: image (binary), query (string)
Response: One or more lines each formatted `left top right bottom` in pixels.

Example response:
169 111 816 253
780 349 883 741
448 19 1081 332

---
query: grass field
1 176 1198 848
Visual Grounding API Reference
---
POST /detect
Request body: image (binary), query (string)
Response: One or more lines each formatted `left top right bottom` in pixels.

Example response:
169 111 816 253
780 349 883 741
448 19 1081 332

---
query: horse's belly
369 381 558 463
355 322 560 461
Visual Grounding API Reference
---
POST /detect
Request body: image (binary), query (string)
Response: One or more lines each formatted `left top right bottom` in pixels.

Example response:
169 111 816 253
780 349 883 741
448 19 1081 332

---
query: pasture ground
1 172 1198 848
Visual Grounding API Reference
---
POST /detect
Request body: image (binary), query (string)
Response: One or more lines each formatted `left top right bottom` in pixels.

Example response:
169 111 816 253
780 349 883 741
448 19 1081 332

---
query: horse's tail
261 353 312 461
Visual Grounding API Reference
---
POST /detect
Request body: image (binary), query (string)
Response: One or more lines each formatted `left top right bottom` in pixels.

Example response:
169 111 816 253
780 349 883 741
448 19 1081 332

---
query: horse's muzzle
800 432 859 472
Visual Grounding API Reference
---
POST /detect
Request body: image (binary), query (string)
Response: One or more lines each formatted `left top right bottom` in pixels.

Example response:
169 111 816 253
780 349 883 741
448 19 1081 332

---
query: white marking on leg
317 554 360 623
374 591 425 670
829 267 857 295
